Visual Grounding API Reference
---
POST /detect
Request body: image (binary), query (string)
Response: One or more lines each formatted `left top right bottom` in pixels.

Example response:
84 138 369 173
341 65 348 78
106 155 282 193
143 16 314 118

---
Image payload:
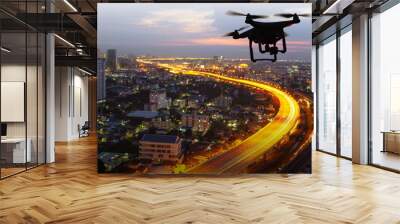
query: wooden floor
1 136 400 224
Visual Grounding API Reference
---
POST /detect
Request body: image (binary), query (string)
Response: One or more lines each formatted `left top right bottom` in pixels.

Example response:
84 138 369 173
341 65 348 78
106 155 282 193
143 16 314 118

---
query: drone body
225 12 307 62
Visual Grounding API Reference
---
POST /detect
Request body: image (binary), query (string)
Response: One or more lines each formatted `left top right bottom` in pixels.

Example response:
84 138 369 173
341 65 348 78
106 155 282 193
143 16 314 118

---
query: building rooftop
140 134 179 144
127 110 159 119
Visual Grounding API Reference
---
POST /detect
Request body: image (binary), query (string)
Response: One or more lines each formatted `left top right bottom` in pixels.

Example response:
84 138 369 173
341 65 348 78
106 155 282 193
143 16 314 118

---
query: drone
224 11 310 62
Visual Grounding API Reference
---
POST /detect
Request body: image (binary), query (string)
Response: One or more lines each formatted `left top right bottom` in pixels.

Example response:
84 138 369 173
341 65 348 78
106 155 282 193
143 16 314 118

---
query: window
370 3 400 171
0 1 46 179
317 35 337 154
339 27 352 158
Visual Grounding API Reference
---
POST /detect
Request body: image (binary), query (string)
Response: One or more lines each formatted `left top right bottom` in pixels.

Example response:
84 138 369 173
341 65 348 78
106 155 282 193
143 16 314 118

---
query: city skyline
98 3 311 61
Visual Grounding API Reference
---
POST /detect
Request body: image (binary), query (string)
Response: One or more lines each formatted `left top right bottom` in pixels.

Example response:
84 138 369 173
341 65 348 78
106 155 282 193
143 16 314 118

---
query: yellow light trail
138 59 300 174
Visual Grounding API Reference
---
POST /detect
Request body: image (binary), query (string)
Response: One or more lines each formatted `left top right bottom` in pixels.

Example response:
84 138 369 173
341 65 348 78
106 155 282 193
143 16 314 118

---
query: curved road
139 59 300 174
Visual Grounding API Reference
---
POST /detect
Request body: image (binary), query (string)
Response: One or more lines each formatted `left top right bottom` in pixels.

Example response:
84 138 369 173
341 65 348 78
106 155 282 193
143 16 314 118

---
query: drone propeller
226 10 268 19
223 32 236 37
275 13 311 18
223 26 249 37
226 10 247 16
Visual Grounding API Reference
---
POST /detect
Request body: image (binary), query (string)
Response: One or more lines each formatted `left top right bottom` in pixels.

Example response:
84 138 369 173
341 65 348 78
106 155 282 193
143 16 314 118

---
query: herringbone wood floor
1 136 400 224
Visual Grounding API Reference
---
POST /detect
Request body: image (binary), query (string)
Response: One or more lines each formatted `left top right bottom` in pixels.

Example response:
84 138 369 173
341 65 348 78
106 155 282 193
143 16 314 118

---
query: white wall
55 67 89 141
55 66 70 141
1 64 34 137
71 73 89 138
1 64 26 140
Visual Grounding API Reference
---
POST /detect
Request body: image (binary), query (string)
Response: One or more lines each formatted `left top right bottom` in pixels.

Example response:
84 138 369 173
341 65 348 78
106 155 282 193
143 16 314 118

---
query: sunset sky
98 3 311 61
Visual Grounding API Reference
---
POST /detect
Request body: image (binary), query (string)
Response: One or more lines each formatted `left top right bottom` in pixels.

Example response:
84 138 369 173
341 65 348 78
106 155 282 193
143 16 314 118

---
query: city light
99 55 313 174
137 59 302 173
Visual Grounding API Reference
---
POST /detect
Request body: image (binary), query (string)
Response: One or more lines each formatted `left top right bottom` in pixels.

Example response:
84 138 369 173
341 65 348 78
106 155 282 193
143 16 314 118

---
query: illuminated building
117 56 133 70
152 117 174 130
181 112 210 133
214 94 233 108
213 56 224 61
238 63 249 69
139 134 183 163
149 90 170 111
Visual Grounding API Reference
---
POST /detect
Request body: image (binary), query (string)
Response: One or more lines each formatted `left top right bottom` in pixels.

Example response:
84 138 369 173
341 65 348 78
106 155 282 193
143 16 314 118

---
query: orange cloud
191 37 247 46
137 9 216 34
286 41 311 46
191 38 311 47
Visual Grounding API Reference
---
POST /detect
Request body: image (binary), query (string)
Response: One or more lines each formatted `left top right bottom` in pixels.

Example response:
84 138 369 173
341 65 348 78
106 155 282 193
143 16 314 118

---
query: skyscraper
106 49 117 72
97 57 106 101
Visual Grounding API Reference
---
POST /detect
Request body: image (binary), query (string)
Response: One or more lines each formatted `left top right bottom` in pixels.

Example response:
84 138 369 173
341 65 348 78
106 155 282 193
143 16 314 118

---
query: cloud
279 4 311 15
137 9 216 33
161 38 310 48
159 38 246 47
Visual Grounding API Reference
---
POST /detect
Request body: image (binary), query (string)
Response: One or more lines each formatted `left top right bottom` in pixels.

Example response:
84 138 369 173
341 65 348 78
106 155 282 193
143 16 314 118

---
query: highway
139 59 301 174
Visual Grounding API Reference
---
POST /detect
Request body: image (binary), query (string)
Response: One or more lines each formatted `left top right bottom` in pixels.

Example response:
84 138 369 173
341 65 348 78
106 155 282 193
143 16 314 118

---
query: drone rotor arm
226 10 269 19
275 13 311 18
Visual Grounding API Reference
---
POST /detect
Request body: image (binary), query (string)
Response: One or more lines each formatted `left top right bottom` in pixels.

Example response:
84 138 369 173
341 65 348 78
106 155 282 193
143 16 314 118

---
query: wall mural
97 3 313 174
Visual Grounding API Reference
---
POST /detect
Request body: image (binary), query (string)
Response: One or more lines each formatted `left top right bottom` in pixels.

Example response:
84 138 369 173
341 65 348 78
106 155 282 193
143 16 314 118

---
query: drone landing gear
258 43 269 53
249 39 277 62
279 34 287 53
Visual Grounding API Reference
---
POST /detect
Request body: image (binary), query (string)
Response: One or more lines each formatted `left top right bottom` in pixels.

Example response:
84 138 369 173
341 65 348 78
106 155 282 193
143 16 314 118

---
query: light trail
138 59 301 174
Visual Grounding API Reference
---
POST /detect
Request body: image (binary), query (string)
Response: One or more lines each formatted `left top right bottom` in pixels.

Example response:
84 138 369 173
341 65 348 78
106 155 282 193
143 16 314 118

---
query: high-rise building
106 49 117 72
97 57 106 101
